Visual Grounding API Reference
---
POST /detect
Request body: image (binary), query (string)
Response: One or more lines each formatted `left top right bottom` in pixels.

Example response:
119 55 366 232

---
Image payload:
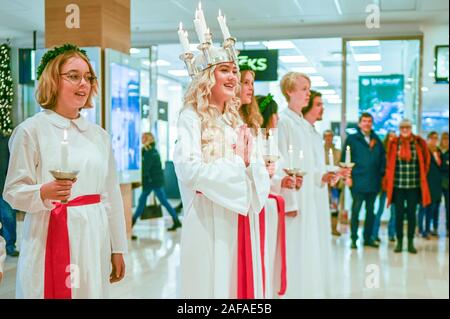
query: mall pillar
44 0 133 238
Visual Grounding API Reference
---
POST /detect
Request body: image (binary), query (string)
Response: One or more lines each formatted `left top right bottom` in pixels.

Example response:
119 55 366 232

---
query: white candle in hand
299 150 304 170
61 129 69 171
345 146 351 164
217 10 231 40
288 144 294 169
328 148 334 167
178 22 190 54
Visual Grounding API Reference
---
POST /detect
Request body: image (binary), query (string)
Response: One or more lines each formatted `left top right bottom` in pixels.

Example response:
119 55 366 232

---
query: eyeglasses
400 126 412 129
60 72 97 85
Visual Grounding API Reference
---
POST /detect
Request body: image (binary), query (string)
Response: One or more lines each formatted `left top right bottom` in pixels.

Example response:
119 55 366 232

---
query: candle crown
177 5 239 77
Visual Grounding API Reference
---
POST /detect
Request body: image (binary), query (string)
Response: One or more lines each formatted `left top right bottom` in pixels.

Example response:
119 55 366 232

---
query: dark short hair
427 131 439 139
359 112 374 123
302 90 322 116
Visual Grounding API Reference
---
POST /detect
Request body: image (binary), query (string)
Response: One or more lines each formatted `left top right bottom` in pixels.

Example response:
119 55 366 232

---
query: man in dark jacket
342 113 386 249
0 135 19 257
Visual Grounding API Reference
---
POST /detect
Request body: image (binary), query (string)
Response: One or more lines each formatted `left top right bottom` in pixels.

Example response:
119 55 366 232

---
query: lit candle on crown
194 10 206 43
217 9 231 40
61 129 69 171
178 22 191 54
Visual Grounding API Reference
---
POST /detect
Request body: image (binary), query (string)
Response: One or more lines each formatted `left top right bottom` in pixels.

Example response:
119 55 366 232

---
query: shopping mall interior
0 0 448 300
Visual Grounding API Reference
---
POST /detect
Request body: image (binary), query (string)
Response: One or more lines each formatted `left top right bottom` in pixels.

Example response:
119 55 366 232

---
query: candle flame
198 1 202 10
219 9 222 17
299 150 304 158
179 22 183 30
346 145 350 151
63 129 68 141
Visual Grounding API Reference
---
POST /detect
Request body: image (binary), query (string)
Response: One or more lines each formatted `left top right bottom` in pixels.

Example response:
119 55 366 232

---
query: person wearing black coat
419 132 444 238
132 133 181 232
440 132 449 237
341 113 386 249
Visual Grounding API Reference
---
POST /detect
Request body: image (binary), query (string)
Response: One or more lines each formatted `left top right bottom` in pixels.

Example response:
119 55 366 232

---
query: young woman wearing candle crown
174 45 272 298
3 44 128 298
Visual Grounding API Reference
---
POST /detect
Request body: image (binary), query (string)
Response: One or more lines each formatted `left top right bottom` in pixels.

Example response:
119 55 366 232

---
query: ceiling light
324 94 340 100
358 65 382 73
263 41 296 50
130 48 141 54
292 67 318 74
244 41 261 46
156 59 171 67
279 55 308 63
327 99 342 104
421 87 429 92
157 79 169 85
318 89 337 95
168 69 189 77
309 75 325 82
353 53 381 62
311 81 329 87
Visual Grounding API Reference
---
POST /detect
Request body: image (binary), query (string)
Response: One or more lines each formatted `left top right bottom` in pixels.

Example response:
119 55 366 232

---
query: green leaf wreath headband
36 43 89 80
259 93 274 114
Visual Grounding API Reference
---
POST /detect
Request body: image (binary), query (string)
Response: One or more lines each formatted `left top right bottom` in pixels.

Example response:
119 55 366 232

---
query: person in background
0 135 19 257
373 131 397 243
342 113 386 249
132 132 182 233
418 131 442 239
323 129 344 236
385 119 430 254
439 132 449 237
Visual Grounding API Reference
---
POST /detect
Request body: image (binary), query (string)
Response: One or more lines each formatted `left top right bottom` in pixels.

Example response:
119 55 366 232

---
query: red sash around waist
44 194 101 299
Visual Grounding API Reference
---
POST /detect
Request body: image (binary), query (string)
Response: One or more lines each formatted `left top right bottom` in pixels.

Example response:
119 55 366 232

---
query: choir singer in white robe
277 72 338 298
174 57 270 298
3 45 128 299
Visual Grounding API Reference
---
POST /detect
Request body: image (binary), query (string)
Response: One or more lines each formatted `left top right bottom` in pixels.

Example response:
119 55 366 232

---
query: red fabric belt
44 194 101 299
268 193 287 297
237 214 254 299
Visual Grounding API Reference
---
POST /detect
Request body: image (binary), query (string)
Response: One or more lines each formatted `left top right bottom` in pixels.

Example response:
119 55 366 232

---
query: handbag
141 194 163 219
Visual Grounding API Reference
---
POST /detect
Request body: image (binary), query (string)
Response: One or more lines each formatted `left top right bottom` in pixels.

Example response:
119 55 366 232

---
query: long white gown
277 108 329 298
174 107 270 299
3 109 128 299
307 122 333 297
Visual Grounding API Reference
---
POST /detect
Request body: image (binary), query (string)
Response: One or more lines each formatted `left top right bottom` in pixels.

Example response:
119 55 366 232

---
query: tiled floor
0 216 448 299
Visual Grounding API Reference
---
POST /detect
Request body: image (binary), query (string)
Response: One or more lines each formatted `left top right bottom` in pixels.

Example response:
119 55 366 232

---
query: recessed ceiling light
428 72 435 77
324 94 340 100
168 69 189 77
157 79 169 85
130 48 141 54
349 40 380 47
358 65 382 73
318 89 337 95
353 53 381 62
244 41 261 46
280 55 308 63
311 81 329 87
292 67 318 74
327 99 342 104
156 59 171 67
263 41 296 50
309 76 325 82
421 87 429 92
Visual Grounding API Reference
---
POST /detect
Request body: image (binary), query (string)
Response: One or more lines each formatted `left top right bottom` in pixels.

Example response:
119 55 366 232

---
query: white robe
308 122 333 297
3 109 128 299
277 108 329 298
174 107 270 299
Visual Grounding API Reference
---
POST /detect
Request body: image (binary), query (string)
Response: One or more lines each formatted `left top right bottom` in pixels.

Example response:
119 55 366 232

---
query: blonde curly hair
183 64 241 161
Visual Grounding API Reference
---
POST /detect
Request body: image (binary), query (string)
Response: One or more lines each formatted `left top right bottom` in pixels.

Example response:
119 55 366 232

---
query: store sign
238 49 279 81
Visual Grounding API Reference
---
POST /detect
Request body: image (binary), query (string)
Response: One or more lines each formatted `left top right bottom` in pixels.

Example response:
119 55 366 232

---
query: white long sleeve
102 139 128 254
3 125 54 213
174 109 252 215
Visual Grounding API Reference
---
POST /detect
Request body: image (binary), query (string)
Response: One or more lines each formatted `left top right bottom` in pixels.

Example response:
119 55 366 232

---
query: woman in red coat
384 119 431 254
